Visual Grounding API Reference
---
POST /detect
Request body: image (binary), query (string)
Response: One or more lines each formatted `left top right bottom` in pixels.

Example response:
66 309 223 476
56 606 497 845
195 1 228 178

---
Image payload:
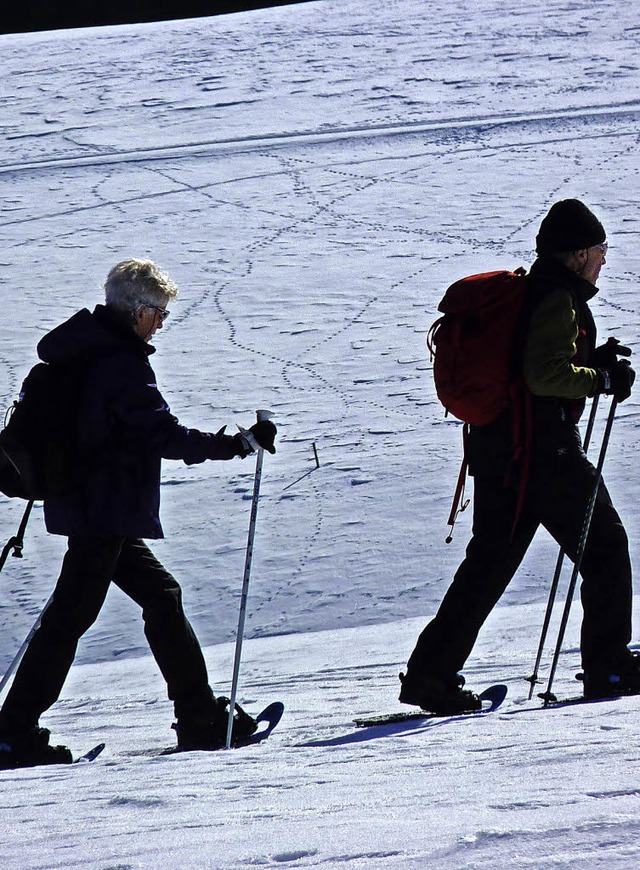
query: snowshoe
398 671 481 715
173 695 257 751
0 727 72 770
581 650 640 700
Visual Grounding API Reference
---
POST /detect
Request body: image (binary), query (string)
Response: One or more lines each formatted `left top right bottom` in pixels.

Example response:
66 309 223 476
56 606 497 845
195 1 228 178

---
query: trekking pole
526 396 600 699
539 397 618 706
282 442 320 492
226 409 273 750
0 500 34 576
0 589 53 699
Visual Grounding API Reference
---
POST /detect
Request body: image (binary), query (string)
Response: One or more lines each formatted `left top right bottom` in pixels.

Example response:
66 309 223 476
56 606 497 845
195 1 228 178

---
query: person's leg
400 477 538 714
531 452 633 679
112 539 256 748
0 537 121 738
111 539 212 718
402 477 538 708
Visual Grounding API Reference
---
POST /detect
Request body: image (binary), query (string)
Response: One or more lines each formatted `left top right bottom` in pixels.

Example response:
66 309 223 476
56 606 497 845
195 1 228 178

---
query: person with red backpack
399 199 637 714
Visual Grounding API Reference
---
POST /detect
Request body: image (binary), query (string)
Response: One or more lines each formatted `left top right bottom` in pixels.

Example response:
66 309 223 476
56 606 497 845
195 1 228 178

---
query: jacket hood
37 305 154 364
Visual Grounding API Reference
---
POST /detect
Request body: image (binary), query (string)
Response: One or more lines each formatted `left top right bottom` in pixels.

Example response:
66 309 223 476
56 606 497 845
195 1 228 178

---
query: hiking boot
0 727 72 770
582 650 640 701
398 671 481 714
173 696 257 751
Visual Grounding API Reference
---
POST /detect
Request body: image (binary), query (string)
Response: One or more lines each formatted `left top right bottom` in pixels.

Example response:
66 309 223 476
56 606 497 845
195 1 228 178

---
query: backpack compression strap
445 424 470 544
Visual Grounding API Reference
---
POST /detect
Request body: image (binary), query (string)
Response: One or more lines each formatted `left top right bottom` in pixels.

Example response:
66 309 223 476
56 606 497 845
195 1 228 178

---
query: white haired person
0 259 276 768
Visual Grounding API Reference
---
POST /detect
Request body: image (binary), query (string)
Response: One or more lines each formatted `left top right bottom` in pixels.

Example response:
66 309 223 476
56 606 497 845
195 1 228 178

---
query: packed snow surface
1 0 640 866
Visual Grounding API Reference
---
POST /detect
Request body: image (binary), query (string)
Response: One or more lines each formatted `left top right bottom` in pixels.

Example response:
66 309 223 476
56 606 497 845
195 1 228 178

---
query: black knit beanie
535 199 606 255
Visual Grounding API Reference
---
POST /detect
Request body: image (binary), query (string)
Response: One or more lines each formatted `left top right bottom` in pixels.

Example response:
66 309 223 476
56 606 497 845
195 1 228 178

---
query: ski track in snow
1 1 640 867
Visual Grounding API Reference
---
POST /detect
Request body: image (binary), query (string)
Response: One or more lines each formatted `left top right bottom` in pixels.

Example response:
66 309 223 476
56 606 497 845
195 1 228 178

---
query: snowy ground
4 610 640 870
1 0 640 867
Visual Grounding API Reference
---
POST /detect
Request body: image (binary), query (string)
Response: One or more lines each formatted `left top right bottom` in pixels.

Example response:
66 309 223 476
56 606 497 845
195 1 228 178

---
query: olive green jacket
523 286 599 401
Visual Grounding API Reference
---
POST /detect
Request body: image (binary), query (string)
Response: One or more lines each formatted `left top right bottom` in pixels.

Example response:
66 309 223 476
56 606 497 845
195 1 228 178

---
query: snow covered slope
1 0 639 667
3 608 640 869
1 0 640 866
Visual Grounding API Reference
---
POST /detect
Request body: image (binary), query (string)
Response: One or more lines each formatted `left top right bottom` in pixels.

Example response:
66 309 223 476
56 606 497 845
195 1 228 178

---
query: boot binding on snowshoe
398 671 481 715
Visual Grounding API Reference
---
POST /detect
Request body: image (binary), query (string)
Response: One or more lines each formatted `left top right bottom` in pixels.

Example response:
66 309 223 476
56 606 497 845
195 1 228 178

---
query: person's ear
574 249 588 267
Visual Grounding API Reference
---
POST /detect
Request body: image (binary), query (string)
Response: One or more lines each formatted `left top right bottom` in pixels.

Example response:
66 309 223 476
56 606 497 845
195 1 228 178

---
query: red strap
445 394 533 544
446 425 470 543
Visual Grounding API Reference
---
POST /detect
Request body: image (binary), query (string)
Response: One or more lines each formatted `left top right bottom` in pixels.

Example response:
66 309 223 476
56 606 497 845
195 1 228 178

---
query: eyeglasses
143 304 170 322
595 242 608 255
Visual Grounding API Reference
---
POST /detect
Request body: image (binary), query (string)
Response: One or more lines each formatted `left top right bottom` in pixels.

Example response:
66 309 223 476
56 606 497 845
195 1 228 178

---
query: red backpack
427 267 530 539
427 267 529 425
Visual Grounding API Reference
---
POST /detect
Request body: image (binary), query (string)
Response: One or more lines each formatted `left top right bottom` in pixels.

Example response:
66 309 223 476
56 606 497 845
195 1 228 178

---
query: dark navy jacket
39 305 240 539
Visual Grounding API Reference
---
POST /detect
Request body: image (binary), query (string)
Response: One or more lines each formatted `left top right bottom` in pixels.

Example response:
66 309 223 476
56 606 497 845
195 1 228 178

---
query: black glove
234 420 278 456
592 337 632 369
250 420 277 454
599 359 636 402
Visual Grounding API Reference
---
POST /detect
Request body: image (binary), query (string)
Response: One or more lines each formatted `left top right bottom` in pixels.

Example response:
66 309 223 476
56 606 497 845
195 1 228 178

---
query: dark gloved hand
592 337 632 369
250 420 277 454
234 420 278 456
599 359 636 402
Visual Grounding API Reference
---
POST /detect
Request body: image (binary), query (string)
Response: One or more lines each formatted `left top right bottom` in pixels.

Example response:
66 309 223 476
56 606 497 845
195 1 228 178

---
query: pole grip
237 410 274 453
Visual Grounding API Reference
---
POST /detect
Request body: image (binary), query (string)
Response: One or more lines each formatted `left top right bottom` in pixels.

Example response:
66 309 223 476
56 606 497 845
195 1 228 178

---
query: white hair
104 259 178 315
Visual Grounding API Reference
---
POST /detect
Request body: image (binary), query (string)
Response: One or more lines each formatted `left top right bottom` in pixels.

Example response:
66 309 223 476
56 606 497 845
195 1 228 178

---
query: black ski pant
407 450 632 679
0 537 214 735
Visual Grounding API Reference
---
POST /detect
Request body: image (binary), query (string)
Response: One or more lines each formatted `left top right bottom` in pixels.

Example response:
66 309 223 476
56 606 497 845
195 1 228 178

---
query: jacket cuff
596 369 612 394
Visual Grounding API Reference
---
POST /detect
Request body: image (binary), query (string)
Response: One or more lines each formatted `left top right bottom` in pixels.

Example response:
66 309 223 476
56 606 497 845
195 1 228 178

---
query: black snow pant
406 450 632 679
0 537 213 735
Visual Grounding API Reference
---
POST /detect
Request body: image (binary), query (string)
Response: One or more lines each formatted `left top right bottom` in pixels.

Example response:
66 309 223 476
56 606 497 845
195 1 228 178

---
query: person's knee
143 582 185 624
40 597 102 641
